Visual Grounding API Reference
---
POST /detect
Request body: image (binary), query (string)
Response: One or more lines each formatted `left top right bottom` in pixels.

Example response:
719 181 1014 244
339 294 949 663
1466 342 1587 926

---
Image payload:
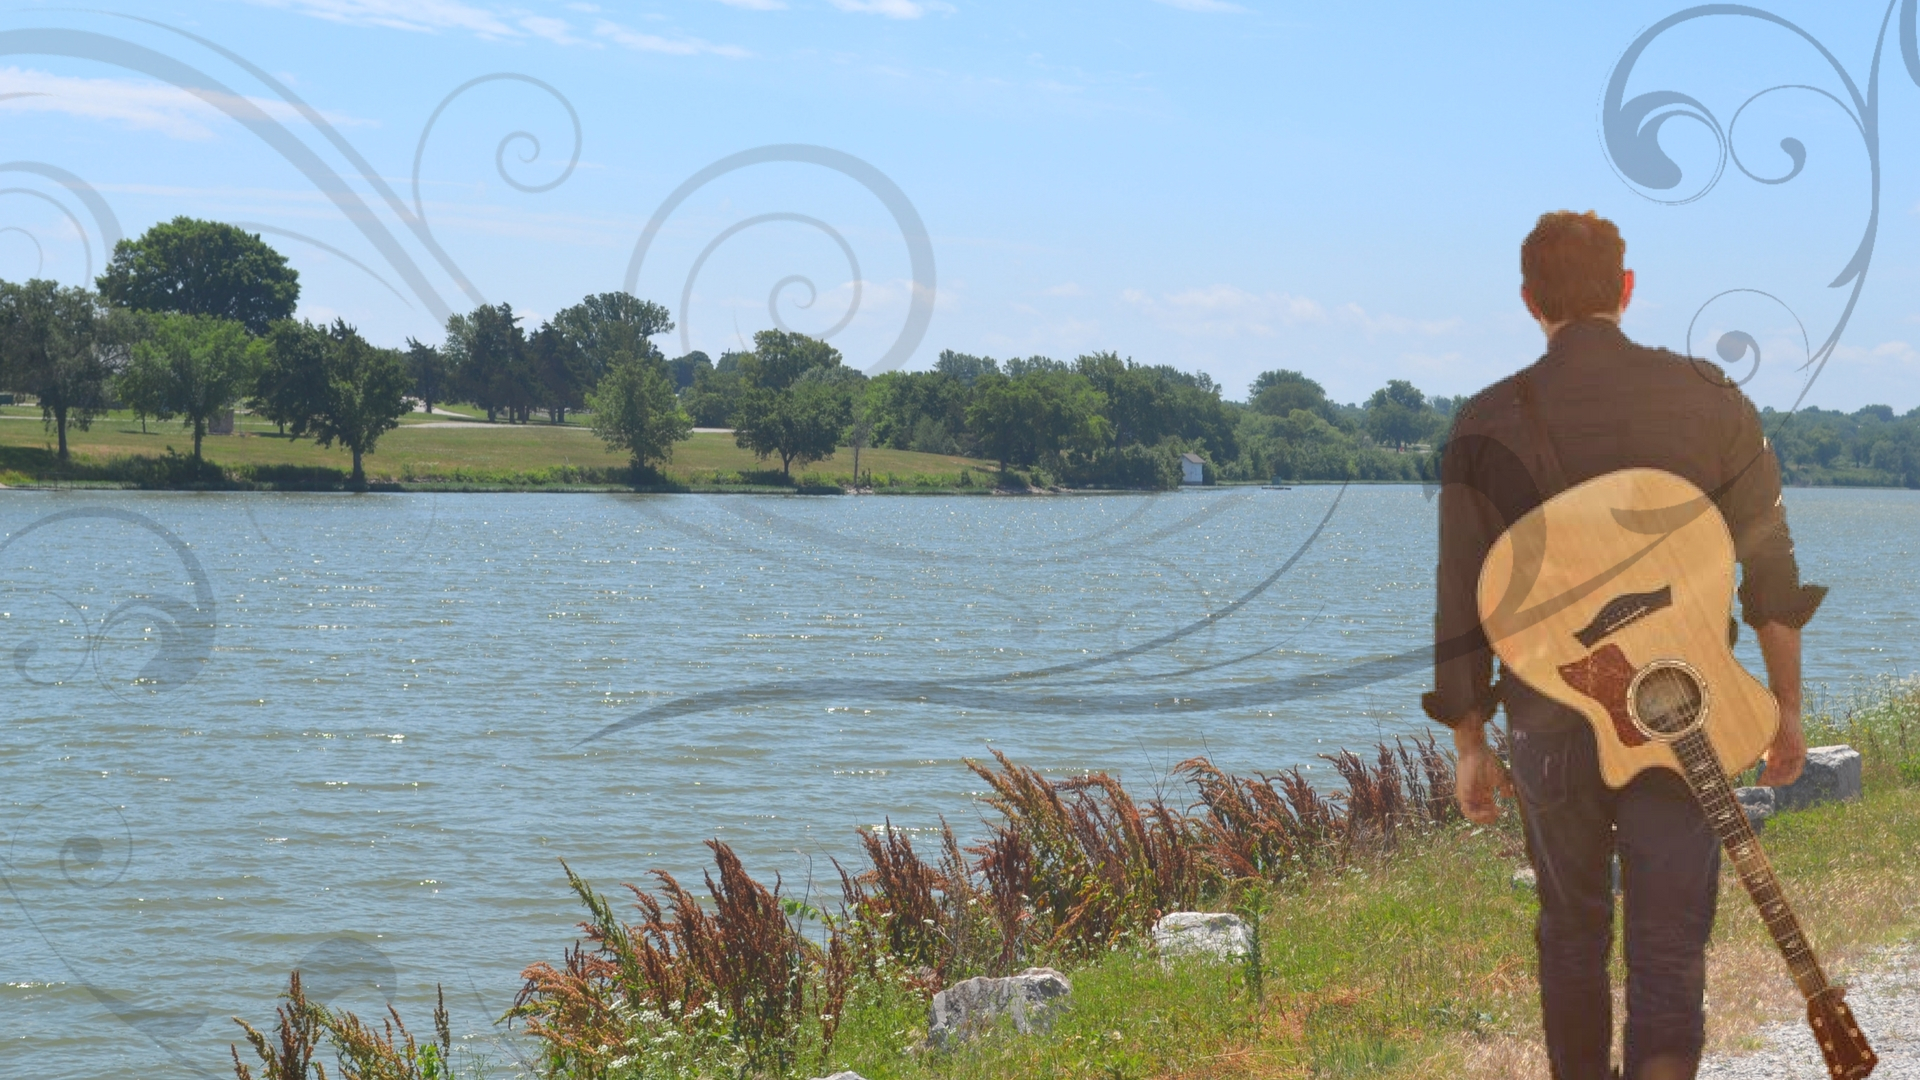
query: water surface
1 485 1913 1078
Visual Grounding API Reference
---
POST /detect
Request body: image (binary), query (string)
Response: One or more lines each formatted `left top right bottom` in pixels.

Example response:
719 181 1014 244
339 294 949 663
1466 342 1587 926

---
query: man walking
1424 211 1825 1079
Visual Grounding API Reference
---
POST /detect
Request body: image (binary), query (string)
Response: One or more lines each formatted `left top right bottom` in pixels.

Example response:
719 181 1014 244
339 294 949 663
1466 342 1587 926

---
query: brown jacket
1424 318 1824 729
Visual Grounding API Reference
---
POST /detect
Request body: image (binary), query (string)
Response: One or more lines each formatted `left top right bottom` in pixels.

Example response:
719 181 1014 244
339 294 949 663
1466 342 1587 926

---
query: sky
2 0 1919 411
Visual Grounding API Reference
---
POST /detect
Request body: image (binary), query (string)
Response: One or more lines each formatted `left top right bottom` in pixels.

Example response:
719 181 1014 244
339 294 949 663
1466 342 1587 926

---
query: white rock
1771 745 1863 813
811 1073 869 1080
1512 866 1537 890
927 967 1071 1047
1152 912 1252 961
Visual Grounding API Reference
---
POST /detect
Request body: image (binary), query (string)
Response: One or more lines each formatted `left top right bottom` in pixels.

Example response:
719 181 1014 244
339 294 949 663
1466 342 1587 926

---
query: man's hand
1453 717 1514 824
1759 699 1806 787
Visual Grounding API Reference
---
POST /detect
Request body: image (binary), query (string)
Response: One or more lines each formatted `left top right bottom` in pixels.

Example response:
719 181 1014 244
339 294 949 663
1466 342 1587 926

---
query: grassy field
0 406 996 490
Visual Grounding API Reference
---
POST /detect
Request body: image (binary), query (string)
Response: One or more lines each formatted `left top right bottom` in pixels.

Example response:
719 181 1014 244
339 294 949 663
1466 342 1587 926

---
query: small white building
1180 452 1206 485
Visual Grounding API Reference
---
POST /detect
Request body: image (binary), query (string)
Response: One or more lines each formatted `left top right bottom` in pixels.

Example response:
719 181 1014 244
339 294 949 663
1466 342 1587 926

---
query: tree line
6 216 1916 490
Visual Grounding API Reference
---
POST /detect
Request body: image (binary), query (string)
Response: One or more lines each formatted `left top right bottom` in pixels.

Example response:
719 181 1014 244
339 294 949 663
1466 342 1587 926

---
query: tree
444 303 534 422
97 217 299 335
529 323 589 423
733 377 852 479
405 338 449 414
550 293 673 385
120 313 259 463
253 318 329 435
0 280 126 460
1364 379 1438 451
966 367 1109 472
1250 369 1336 422
665 350 711 391
740 328 840 390
303 321 413 486
587 353 692 471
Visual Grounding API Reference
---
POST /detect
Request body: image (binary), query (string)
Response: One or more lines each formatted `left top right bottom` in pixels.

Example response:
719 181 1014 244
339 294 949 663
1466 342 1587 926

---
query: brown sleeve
1711 379 1826 628
1424 415 1499 727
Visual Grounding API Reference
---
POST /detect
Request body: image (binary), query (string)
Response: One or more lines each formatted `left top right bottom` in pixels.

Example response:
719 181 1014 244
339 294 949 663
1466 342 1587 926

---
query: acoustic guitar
1475 467 1876 1079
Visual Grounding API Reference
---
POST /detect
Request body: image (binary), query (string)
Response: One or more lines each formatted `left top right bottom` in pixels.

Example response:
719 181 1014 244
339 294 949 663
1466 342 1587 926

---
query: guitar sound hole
1630 663 1705 738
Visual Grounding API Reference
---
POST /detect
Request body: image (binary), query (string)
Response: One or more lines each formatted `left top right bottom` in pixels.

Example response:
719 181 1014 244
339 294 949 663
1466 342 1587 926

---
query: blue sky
2 0 1918 410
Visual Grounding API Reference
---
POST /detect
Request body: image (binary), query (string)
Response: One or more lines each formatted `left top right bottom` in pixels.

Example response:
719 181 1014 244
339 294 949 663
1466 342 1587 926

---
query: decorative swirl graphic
626 144 936 374
0 161 123 282
1602 0 1920 406
680 212 864 351
1685 288 1809 389
1 507 217 698
0 223 42 274
2 17 582 322
410 71 583 294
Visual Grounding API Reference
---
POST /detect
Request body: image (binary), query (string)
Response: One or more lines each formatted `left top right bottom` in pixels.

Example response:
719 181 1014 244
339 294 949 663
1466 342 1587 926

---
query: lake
2 485 1915 1078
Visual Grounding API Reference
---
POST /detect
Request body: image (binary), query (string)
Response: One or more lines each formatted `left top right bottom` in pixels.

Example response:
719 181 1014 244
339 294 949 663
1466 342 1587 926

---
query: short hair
1521 211 1626 323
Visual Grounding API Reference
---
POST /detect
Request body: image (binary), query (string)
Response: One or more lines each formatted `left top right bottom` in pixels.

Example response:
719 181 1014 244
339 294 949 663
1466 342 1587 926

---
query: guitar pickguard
1557 644 1647 748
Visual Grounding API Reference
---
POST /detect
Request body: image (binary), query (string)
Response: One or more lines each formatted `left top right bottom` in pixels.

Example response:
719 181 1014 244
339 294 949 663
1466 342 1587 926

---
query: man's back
1427 316 1811 731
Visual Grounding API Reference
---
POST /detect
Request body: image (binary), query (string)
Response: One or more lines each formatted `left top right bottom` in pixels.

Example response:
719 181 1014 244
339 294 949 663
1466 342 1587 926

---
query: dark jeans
1508 719 1721 1080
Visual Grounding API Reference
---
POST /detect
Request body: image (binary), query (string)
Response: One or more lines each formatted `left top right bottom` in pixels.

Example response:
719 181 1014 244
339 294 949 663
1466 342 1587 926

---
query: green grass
0 407 997 491
801 782 1920 1080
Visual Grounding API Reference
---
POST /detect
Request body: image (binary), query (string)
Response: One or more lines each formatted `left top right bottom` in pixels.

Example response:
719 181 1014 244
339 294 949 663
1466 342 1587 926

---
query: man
1425 211 1825 1080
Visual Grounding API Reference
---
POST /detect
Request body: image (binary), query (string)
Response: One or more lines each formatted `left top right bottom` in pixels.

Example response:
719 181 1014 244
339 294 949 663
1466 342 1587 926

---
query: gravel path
1699 944 1918 1078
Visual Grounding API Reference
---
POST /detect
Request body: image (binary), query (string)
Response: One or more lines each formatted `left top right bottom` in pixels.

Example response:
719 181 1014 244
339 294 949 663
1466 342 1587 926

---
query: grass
0 407 997 491
226 682 1920 1079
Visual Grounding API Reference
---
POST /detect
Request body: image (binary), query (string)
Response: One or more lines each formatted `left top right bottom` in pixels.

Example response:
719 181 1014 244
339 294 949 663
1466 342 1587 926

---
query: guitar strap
1514 372 1570 499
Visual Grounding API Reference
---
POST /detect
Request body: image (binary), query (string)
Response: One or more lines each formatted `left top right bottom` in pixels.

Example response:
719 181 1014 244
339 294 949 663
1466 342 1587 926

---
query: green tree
587 353 692 471
733 377 852 479
304 321 413 486
530 323 589 423
665 350 711 391
253 318 329 435
405 338 449 414
1364 379 1438 451
740 328 840 390
444 303 534 422
0 279 127 460
1250 369 1337 422
120 313 259 463
96 217 299 334
550 293 673 385
966 368 1109 472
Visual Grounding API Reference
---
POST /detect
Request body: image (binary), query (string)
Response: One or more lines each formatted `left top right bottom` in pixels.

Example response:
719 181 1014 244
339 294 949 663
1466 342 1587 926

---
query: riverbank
230 679 1920 1080
0 408 996 493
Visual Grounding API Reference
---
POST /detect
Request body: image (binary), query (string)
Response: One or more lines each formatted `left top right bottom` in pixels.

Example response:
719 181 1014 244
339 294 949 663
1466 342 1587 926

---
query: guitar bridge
1574 585 1673 648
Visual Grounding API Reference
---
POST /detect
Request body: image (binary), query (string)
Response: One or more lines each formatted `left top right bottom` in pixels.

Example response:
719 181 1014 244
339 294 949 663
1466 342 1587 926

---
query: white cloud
593 19 750 57
519 15 589 45
0 67 371 141
829 0 955 18
711 0 787 8
1041 282 1085 297
1152 0 1248 11
249 0 520 36
255 0 749 55
1123 284 1460 341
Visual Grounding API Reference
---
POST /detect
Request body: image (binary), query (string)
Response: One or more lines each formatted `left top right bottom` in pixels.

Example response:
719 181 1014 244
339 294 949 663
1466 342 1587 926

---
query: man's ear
1619 268 1636 314
1521 284 1541 321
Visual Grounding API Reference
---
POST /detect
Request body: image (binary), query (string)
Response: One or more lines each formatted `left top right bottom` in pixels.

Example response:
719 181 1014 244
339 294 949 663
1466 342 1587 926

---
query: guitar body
1475 468 1775 787
1474 466 1877 1079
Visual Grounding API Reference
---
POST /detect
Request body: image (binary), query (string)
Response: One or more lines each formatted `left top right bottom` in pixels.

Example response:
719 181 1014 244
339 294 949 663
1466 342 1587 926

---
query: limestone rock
1511 866 1537 890
1734 785 1775 831
1152 912 1251 961
811 1073 869 1080
927 967 1071 1047
1771 745 1863 813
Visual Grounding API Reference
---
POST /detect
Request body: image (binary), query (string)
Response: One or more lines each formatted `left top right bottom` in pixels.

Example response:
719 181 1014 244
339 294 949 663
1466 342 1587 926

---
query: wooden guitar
1475 467 1876 1079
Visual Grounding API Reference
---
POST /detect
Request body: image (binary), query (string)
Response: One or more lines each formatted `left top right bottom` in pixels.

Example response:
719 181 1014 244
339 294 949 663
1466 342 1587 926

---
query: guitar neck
1668 729 1829 999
